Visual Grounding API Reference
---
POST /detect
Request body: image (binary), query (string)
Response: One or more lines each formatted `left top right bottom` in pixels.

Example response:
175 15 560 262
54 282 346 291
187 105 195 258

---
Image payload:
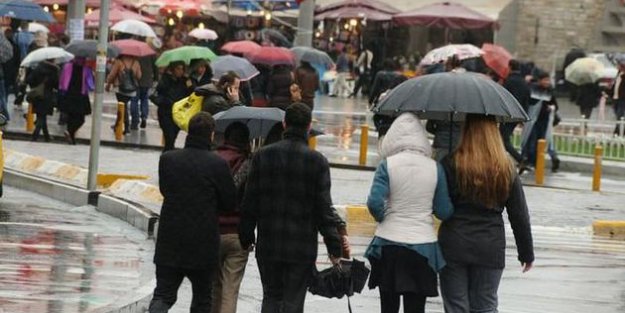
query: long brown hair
453 114 514 208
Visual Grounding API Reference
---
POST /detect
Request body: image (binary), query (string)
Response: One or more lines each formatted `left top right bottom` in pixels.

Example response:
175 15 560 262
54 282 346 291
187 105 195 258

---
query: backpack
118 61 138 94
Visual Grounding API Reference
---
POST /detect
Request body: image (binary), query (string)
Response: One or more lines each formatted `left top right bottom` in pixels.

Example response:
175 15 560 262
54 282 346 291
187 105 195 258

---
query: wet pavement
0 187 154 313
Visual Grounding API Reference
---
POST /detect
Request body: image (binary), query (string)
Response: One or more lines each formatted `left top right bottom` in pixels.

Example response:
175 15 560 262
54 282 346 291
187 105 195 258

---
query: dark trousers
67 112 85 141
130 87 150 127
257 259 313 313
352 72 370 96
158 108 179 152
149 265 215 313
614 99 625 136
115 93 132 133
380 290 426 313
32 113 49 141
499 122 523 163
440 261 503 313
580 106 593 119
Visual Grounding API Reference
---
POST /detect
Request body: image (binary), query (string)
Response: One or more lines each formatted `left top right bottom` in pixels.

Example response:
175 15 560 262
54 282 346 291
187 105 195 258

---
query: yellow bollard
535 139 546 185
115 102 125 141
26 103 34 132
592 145 603 192
308 136 317 150
359 124 369 166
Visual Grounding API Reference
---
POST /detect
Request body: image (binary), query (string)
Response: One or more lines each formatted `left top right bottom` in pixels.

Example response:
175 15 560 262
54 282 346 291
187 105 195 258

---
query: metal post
535 139 546 185
87 0 110 191
67 0 86 41
294 0 315 47
359 125 369 166
592 144 603 192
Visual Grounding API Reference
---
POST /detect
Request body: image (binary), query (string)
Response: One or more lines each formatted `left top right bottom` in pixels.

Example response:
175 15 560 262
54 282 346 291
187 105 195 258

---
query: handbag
26 83 45 102
172 92 204 132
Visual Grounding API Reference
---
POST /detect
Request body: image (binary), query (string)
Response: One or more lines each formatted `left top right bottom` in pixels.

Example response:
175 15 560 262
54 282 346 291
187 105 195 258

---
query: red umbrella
316 0 399 15
245 47 295 67
393 2 498 29
85 5 156 27
482 43 512 79
315 6 394 21
158 0 204 16
110 39 156 57
222 40 262 56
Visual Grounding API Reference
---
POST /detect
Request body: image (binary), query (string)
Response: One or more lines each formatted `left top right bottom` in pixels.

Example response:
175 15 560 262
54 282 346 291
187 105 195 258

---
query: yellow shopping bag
172 92 204 132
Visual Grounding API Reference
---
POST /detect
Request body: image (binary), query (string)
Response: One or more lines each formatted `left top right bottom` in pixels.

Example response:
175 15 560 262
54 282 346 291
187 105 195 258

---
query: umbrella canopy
213 106 285 139
85 5 156 27
21 47 74 67
246 47 295 67
0 0 54 22
373 72 528 122
394 2 498 29
221 40 261 56
482 43 512 79
28 22 49 33
565 57 605 86
157 0 206 16
111 19 157 38
420 44 483 65
212 55 259 81
110 39 156 57
35 0 101 7
315 6 394 21
316 0 399 15
156 46 217 67
291 46 334 68
261 29 292 48
189 28 219 41
65 40 120 59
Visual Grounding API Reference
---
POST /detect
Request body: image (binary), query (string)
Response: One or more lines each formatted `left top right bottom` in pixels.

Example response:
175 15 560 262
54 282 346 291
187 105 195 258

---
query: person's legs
614 100 625 136
187 268 215 313
0 79 8 120
499 123 523 163
467 265 504 313
281 262 313 313
32 113 43 141
351 74 363 97
440 261 470 313
258 259 284 313
402 293 426 313
67 113 85 144
149 265 185 313
140 87 150 128
379 290 400 313
214 234 249 313
41 114 49 141
130 93 140 129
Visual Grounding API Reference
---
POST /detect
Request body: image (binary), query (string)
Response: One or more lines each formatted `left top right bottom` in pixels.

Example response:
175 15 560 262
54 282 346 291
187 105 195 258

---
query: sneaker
140 119 147 129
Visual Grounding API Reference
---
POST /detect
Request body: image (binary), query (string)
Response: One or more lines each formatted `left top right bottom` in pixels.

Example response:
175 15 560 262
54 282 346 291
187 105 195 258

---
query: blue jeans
130 87 149 127
0 79 8 120
440 261 504 313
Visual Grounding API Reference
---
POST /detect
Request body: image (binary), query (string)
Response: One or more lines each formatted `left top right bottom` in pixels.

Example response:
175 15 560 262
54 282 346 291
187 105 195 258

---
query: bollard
359 124 369 166
26 103 34 132
535 139 546 185
592 145 603 192
115 102 124 141
308 136 317 150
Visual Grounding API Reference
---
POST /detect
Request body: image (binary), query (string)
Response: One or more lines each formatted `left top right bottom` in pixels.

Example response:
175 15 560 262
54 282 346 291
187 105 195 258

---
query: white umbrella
420 44 484 65
21 47 74 67
28 22 49 33
111 19 157 38
189 28 218 41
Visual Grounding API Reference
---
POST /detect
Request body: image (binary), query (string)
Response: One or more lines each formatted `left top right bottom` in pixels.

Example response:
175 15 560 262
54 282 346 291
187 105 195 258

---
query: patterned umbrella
420 44 483 65
482 43 512 79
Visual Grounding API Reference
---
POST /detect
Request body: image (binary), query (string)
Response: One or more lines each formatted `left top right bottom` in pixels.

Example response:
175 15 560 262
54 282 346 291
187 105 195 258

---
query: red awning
315 6 394 21
316 0 399 15
393 2 498 30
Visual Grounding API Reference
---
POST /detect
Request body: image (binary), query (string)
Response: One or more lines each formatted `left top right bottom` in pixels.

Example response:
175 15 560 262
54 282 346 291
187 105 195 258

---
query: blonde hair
453 114 514 208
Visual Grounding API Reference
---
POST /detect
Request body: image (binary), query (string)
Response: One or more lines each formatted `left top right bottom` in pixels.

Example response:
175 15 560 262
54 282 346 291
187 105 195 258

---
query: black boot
551 158 560 173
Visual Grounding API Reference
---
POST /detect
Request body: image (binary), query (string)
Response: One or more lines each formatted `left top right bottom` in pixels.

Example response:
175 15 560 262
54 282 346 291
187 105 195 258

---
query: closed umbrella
65 40 120 59
291 46 334 68
212 55 259 81
213 106 285 139
565 57 604 86
155 46 217 67
28 22 49 33
0 0 54 22
21 47 74 67
246 47 295 67
372 72 528 123
420 44 483 65
110 39 156 57
189 28 219 41
221 40 261 55
111 19 157 38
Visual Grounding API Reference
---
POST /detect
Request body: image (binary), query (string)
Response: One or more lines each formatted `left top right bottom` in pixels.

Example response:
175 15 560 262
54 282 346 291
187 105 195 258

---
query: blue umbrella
212 55 260 81
291 46 334 68
0 0 54 23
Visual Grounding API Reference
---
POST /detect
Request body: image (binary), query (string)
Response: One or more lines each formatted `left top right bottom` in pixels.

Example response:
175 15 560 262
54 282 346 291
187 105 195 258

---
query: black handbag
26 82 45 102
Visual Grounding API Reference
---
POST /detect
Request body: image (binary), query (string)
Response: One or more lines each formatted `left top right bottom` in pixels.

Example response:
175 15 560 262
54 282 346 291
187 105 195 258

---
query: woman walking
106 54 142 134
266 64 293 110
365 112 454 313
439 114 534 313
26 59 59 142
59 57 94 145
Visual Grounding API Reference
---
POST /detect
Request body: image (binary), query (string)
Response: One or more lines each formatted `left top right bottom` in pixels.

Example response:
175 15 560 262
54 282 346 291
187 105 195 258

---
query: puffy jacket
195 83 242 115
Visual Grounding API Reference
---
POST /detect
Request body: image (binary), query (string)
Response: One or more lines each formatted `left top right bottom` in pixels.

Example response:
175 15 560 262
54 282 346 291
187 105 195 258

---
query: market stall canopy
314 6 395 21
393 2 499 29
85 5 156 27
34 0 103 7
0 0 54 23
315 0 399 15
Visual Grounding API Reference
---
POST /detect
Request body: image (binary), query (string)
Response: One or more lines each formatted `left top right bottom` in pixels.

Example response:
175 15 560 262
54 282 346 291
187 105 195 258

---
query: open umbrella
213 106 285 139
315 6 394 21
21 47 74 67
420 44 483 65
212 55 259 81
0 0 54 22
156 46 217 67
245 47 295 67
291 46 334 68
110 39 156 57
261 29 292 48
482 43 512 79
28 22 49 33
111 20 157 38
65 40 120 59
565 57 604 86
372 72 528 122
85 5 156 27
221 40 261 56
189 28 218 41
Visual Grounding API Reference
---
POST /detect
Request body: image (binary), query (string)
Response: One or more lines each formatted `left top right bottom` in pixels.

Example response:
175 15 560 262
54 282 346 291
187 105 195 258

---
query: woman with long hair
439 114 534 313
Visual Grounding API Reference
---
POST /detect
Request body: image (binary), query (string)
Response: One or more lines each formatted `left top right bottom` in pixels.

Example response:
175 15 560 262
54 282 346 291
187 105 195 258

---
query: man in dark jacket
130 55 158 129
239 103 345 313
149 112 237 313
500 60 530 165
294 61 319 109
196 71 242 115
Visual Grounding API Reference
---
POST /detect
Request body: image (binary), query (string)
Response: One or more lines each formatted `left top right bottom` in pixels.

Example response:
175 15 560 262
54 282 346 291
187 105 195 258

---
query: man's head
218 71 241 92
284 103 312 131
224 122 250 148
536 71 551 88
509 59 521 72
188 112 216 140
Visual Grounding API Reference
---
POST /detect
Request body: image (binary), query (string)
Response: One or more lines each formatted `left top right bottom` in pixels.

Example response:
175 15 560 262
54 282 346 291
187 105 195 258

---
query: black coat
239 128 343 264
196 83 242 115
576 83 601 109
155 73 195 116
267 70 293 110
439 157 534 269
26 61 59 115
155 135 237 269
504 71 531 112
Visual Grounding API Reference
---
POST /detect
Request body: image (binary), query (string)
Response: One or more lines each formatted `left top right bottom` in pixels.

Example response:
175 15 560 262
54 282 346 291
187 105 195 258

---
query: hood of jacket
195 83 224 97
379 112 432 159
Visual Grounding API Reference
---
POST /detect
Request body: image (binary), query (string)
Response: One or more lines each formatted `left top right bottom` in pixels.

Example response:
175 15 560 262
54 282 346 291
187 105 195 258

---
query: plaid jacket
239 128 343 264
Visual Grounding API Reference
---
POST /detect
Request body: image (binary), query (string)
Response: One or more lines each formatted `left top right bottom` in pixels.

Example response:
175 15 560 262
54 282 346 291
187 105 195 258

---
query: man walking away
500 60 531 171
239 103 346 313
350 47 373 98
150 112 237 313
131 55 157 130
330 47 351 98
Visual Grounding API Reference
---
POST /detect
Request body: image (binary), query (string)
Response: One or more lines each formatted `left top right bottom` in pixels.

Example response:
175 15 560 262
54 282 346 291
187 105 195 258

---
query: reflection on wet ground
0 187 154 313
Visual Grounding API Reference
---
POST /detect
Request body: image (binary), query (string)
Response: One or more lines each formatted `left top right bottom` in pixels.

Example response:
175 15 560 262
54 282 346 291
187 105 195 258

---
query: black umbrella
309 258 370 299
213 106 284 139
372 72 529 122
65 40 120 59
